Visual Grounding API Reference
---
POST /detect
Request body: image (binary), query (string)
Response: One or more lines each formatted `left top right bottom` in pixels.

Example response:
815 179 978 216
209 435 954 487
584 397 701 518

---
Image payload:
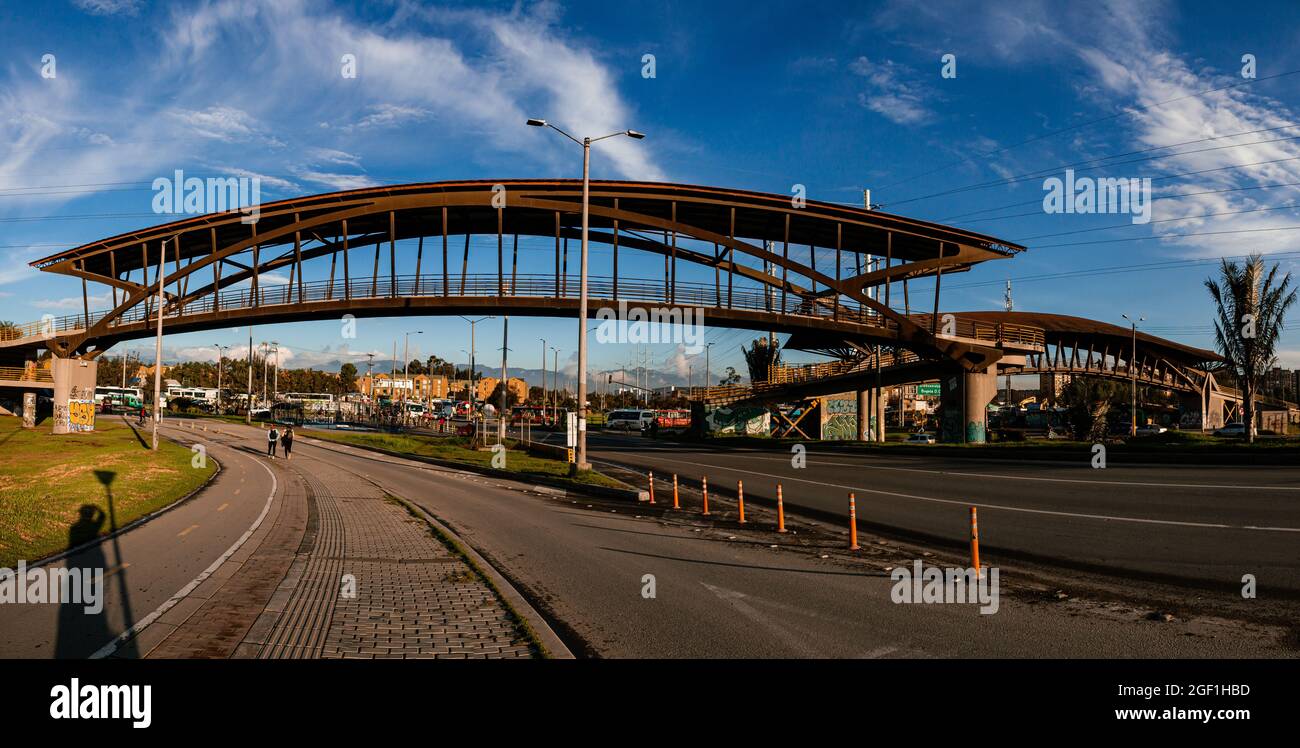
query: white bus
94 386 143 410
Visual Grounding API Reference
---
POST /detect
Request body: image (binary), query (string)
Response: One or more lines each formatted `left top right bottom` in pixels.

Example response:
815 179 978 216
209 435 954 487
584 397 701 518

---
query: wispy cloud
850 57 933 125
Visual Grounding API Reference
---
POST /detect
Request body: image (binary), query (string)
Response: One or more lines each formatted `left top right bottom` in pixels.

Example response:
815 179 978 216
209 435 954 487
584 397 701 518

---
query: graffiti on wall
705 405 769 435
63 384 96 433
822 396 859 441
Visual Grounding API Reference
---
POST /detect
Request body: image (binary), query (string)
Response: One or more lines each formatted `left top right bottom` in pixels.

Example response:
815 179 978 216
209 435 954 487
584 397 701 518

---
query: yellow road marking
234 488 241 496
104 563 131 578
216 503 229 512
177 524 199 538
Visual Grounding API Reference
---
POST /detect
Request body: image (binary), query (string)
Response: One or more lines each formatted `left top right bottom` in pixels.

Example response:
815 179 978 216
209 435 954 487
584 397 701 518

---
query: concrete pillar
51 357 98 434
876 387 887 442
22 391 36 428
940 367 998 443
856 389 869 441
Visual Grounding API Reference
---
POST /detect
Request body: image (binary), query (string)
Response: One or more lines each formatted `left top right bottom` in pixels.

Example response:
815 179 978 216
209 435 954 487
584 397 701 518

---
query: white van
607 409 654 432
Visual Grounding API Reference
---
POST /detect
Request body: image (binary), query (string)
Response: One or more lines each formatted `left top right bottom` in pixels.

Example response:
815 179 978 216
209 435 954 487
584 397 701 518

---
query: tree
720 366 741 386
0 320 18 342
339 362 358 393
741 337 781 383
1060 377 1126 441
1205 253 1297 442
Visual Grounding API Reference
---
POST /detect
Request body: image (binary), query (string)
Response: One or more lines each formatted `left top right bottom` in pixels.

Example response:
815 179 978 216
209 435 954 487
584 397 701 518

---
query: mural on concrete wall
704 405 770 435
822 396 860 441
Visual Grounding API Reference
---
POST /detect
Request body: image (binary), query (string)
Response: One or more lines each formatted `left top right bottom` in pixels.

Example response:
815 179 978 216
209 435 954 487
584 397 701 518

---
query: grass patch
0 416 217 568
306 429 626 489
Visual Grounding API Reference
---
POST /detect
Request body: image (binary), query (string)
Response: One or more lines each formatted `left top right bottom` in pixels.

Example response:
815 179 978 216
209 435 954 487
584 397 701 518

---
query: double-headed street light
1122 314 1145 436
460 316 494 422
526 118 646 473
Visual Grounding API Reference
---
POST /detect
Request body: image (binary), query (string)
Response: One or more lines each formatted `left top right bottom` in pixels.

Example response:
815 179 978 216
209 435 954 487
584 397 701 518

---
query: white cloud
72 0 142 15
850 57 932 125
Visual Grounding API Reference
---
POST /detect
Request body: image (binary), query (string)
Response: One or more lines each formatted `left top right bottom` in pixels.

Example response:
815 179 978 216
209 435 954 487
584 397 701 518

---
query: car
904 432 936 444
606 409 654 431
1133 424 1167 436
1213 423 1248 437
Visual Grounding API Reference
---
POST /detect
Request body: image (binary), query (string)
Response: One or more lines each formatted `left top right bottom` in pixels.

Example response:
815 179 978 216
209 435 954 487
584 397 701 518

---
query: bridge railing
0 365 52 382
4 273 1045 349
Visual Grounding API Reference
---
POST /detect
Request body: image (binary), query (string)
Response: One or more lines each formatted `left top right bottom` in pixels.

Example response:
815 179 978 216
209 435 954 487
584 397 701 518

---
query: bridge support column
22 391 36 428
940 367 997 443
856 389 869 441
51 357 98 435
876 387 886 442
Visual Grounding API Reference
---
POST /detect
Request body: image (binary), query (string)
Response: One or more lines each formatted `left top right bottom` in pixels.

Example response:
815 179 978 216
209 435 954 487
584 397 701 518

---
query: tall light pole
245 329 254 424
403 330 423 416
1122 314 1144 436
551 346 560 418
215 343 227 415
150 236 175 451
539 337 548 423
271 341 279 403
460 316 493 421
705 341 714 390
499 317 510 442
526 118 645 472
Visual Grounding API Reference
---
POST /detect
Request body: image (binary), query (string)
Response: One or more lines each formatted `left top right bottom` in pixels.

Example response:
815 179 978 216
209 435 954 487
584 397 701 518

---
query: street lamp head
526 118 547 127
625 130 646 140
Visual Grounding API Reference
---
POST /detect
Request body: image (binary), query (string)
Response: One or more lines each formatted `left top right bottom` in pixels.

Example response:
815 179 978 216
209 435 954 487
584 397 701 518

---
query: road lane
570 433 1300 591
234 423 1288 658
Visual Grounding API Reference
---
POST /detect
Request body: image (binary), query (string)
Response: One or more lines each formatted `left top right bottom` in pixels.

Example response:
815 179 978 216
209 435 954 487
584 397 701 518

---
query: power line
947 249 1300 290
1011 202 1300 243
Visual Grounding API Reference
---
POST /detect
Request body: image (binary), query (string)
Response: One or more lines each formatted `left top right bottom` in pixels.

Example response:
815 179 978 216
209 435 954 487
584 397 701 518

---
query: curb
390 495 575 660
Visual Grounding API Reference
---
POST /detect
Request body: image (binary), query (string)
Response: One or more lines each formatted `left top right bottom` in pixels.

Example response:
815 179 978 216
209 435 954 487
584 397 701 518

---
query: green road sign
916 383 941 396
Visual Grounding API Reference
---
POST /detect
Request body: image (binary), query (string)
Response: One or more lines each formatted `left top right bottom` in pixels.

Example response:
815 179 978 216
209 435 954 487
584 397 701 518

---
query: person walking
267 425 279 457
281 426 294 460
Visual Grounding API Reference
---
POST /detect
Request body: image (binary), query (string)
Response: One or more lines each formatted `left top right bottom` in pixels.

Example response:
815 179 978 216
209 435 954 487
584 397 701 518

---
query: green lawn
304 429 627 489
0 416 217 568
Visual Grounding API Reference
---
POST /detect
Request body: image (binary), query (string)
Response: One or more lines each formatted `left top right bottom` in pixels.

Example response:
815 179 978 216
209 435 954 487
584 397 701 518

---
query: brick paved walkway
145 432 537 659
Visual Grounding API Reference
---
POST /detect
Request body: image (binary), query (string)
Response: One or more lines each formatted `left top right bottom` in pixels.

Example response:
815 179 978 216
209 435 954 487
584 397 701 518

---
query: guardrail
2 273 1045 349
0 365 53 382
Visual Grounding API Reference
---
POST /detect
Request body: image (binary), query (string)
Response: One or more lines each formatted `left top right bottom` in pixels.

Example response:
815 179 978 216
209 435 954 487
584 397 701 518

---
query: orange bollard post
701 476 710 515
648 471 655 504
848 492 860 550
776 483 787 533
672 474 680 509
970 506 981 578
737 480 746 524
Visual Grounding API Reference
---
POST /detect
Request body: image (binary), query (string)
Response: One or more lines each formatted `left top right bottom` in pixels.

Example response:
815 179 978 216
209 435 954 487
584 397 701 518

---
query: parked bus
94 386 143 411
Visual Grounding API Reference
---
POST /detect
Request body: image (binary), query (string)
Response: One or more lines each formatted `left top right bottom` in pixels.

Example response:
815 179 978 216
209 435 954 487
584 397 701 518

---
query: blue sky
3 0 1300 385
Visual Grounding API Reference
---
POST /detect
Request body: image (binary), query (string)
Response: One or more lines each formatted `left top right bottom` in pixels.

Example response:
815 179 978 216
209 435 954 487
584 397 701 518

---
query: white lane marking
598 456 1300 533
699 582 822 658
624 447 1300 492
90 455 279 659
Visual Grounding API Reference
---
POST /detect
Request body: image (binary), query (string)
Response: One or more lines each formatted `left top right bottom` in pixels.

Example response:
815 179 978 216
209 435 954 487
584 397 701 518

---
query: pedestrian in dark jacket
267 426 279 457
281 427 294 460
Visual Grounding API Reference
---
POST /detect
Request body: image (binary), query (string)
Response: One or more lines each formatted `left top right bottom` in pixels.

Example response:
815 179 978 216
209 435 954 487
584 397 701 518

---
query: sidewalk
141 430 540 659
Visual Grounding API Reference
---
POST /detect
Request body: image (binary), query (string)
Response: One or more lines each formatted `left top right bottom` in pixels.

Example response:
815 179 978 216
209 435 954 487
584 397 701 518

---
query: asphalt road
263 424 1289 657
0 419 277 658
561 431 1300 593
7 420 1292 658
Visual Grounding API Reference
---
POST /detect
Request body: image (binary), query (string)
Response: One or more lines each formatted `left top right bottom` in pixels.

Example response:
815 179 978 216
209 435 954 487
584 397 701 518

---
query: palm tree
1205 253 1297 442
0 320 18 342
741 337 781 383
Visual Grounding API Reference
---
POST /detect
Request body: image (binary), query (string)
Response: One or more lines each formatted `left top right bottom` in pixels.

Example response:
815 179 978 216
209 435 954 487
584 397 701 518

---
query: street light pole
526 118 645 472
215 343 225 415
1122 314 1144 436
460 316 493 425
151 236 173 451
539 338 547 423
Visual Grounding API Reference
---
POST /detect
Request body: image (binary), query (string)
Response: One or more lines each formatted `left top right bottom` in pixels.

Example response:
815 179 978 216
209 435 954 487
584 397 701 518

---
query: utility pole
215 343 225 415
271 341 279 403
499 317 510 442
261 341 269 406
539 338 547 423
1122 314 1144 437
1004 280 1014 408
150 237 171 451
245 329 253 424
